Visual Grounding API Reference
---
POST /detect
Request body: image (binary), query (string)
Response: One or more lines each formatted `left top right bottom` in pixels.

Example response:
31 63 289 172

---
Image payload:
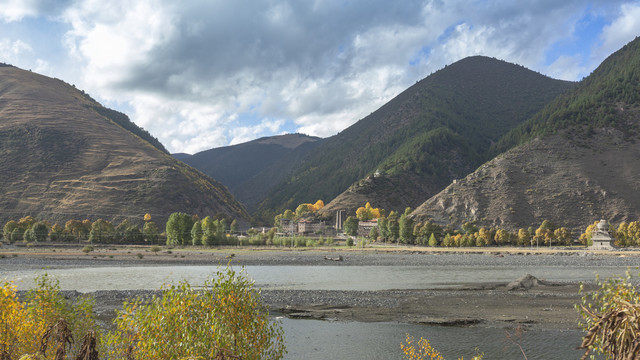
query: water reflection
281 318 583 360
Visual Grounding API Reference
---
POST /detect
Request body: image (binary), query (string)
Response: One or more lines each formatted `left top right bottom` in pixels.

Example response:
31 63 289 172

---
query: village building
279 218 329 236
589 219 616 250
357 219 378 237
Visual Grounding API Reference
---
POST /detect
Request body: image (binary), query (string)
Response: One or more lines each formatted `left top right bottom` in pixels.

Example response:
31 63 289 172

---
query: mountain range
3 36 639 232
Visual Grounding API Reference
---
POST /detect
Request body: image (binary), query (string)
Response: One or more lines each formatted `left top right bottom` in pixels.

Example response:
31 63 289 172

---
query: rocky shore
3 245 639 331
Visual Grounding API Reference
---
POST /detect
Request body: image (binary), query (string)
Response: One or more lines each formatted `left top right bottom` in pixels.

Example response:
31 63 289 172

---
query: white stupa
589 219 615 250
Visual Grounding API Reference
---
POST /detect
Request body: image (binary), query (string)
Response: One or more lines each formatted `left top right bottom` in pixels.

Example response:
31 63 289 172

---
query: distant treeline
0 212 238 245
344 206 638 248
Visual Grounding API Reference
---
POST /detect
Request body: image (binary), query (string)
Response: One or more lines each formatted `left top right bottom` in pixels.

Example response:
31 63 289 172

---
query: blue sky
1 0 639 153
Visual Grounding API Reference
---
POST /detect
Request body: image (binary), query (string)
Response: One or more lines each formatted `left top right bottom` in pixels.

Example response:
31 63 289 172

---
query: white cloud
0 0 72 22
597 3 640 59
0 38 32 61
2 0 634 153
0 0 39 21
229 119 286 146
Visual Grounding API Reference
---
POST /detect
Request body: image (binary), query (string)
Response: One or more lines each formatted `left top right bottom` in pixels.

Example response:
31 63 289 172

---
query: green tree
3 220 18 241
26 221 49 242
462 221 478 234
89 219 115 244
49 223 64 242
369 226 379 241
124 225 143 243
378 217 389 242
295 203 311 219
399 207 415 244
191 220 203 246
114 219 131 242
230 219 239 234
166 212 194 246
428 233 438 247
283 209 295 220
344 216 359 236
388 217 400 243
202 216 217 246
142 221 159 244
105 267 286 359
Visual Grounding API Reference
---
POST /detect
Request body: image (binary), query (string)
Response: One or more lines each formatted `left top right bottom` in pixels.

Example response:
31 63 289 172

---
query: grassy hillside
0 65 248 227
254 56 574 221
413 37 640 231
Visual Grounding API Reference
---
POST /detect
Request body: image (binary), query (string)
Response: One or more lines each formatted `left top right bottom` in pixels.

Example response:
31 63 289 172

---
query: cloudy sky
1 0 639 154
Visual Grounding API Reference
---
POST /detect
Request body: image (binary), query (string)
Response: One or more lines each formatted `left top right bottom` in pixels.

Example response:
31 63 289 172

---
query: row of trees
1 215 161 244
165 212 239 246
344 207 577 248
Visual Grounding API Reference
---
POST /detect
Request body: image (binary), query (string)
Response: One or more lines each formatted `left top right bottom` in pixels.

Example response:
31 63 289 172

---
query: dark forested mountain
413 37 640 231
0 65 249 227
174 134 322 209
254 56 575 221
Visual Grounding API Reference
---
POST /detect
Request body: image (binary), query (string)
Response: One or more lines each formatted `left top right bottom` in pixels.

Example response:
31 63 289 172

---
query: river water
1 262 625 359
1 264 633 291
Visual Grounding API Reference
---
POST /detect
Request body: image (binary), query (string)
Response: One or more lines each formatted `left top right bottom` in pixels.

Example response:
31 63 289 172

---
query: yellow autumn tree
579 221 600 245
356 202 384 221
143 213 152 221
105 267 286 360
310 200 325 211
0 282 44 358
0 275 96 359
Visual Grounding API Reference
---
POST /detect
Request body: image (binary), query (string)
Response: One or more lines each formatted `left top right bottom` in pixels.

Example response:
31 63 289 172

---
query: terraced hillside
0 65 249 227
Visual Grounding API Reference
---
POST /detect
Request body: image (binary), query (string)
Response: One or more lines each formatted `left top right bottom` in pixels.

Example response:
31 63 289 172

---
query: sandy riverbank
3 244 639 331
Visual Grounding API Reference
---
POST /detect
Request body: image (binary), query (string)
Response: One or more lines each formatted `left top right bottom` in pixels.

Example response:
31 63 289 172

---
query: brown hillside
412 121 640 232
0 66 249 227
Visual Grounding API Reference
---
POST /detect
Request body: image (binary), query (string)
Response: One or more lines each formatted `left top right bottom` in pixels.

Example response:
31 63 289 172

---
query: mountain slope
412 37 640 231
255 56 574 220
174 133 321 209
0 65 249 226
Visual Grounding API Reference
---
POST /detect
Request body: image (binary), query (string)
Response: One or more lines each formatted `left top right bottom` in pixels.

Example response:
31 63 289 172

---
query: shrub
305 239 316 247
82 246 94 254
346 238 354 247
150 245 161 254
104 267 286 359
401 334 483 360
0 275 96 359
577 271 640 359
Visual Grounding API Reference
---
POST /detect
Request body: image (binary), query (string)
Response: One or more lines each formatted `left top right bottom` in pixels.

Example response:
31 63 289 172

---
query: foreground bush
577 271 640 359
104 267 286 360
0 275 96 360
